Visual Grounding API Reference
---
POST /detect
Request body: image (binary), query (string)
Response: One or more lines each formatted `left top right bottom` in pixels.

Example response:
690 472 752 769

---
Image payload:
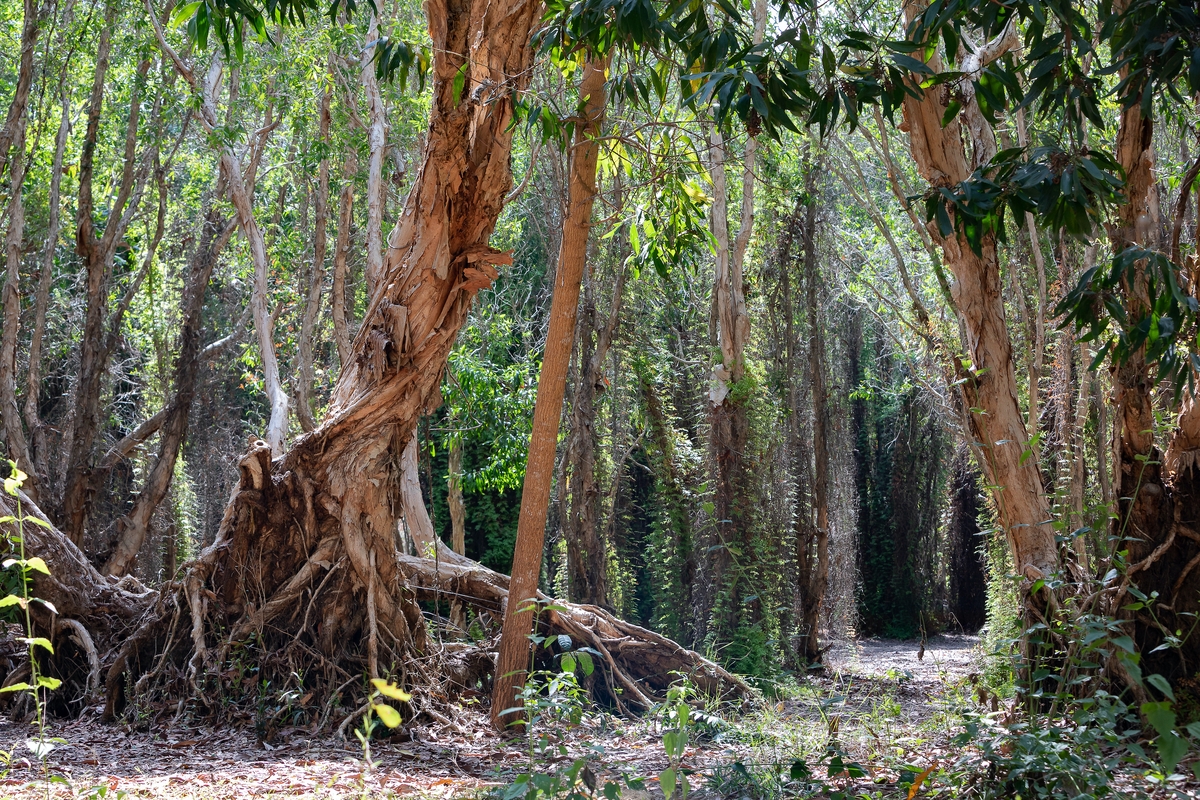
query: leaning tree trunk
492 56 608 731
900 3 1059 585
97 0 542 718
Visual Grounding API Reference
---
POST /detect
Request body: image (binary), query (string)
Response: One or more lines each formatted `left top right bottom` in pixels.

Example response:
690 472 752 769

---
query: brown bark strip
0 0 40 182
492 56 609 731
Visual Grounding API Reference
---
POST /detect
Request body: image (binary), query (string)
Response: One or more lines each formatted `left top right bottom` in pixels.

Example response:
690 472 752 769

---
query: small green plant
0 461 67 796
656 676 695 800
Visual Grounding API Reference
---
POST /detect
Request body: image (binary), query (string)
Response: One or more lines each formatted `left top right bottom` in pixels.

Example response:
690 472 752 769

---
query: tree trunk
448 436 466 555
492 56 608 731
102 211 235 577
800 170 829 663
563 256 626 607
362 14 388 296
400 430 438 555
297 73 333 433
25 49 72 491
899 3 1058 583
0 106 33 487
0 0 39 182
61 20 153 547
106 0 540 719
332 153 356 367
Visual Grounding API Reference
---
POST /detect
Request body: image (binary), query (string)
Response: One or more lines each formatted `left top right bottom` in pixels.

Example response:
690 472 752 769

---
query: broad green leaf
24 557 49 575
660 767 676 800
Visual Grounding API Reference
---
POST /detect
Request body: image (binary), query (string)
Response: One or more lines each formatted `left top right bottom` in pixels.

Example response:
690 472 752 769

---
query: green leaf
0 682 31 693
1158 731 1188 774
660 768 676 800
1111 635 1136 653
576 650 594 676
0 595 24 608
1143 701 1176 737
941 100 961 127
23 637 53 654
1147 673 1176 701
452 63 468 105
36 676 62 691
560 654 577 673
372 702 402 728
24 557 49 575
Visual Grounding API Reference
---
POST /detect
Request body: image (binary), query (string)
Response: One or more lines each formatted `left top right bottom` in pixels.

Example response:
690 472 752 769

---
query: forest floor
0 635 1191 799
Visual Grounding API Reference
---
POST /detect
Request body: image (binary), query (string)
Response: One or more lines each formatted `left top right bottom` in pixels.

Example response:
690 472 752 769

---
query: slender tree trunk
492 56 608 731
102 211 234 577
801 172 829 663
448 435 466 555
0 0 40 182
563 255 626 606
332 154 356 367
25 53 72 489
297 73 333 432
0 112 33 486
362 15 388 296
900 4 1058 582
400 430 438 556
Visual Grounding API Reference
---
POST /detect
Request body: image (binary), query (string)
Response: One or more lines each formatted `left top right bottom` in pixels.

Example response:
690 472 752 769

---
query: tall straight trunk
103 211 235 577
25 49 73 488
362 15 388 295
702 0 765 642
332 153 356 367
61 15 153 546
0 0 39 182
297 73 333 432
448 436 466 555
0 112 33 485
563 256 626 606
900 4 1058 582
492 56 608 731
800 173 829 662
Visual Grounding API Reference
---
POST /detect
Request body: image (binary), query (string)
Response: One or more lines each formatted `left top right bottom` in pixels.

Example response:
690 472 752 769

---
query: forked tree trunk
492 56 608 731
61 22 154 547
900 3 1059 584
103 211 235 577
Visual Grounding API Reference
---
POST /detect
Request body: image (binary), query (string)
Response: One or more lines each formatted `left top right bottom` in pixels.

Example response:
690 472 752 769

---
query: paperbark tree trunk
899 3 1059 583
362 14 388 296
448 436 466 555
102 211 235 577
0 108 33 487
492 56 608 731
104 0 541 718
800 174 829 663
563 256 626 607
702 0 764 644
25 45 73 490
297 73 333 433
0 0 40 182
332 153 356 367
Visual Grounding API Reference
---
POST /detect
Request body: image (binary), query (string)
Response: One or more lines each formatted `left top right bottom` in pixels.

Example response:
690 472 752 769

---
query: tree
492 55 609 731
